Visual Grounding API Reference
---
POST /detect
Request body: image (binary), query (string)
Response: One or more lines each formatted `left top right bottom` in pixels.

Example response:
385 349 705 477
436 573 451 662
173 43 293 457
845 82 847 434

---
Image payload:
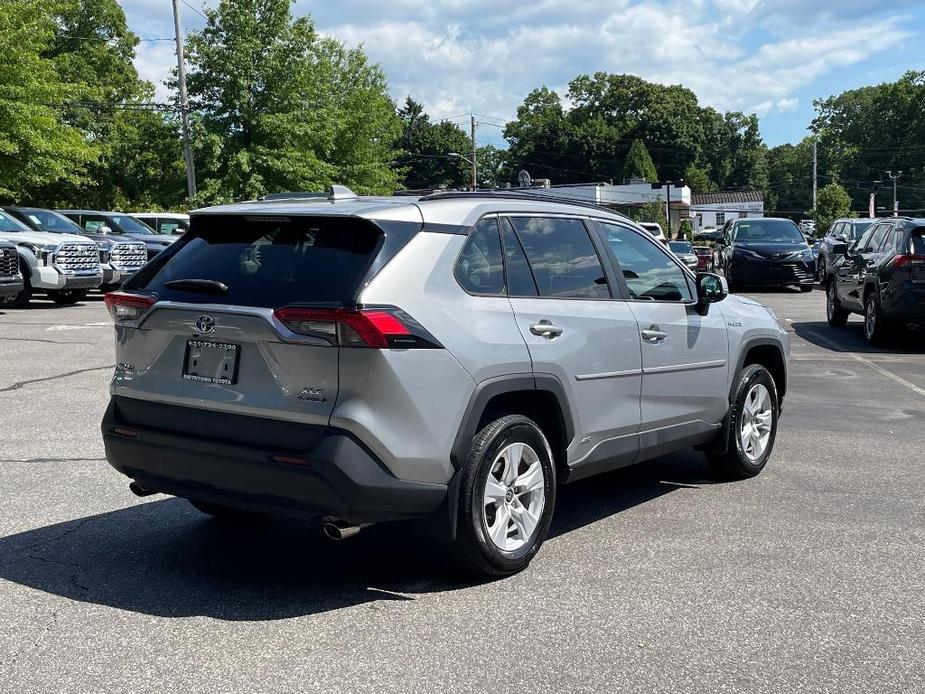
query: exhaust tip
322 521 365 541
129 481 157 497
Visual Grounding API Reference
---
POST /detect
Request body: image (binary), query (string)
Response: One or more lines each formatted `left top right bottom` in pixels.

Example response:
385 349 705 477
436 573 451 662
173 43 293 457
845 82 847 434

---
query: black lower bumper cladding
102 397 446 524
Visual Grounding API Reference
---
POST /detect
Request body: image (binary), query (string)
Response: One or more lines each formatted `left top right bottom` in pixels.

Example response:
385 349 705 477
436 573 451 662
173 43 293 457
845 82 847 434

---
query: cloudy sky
124 0 924 147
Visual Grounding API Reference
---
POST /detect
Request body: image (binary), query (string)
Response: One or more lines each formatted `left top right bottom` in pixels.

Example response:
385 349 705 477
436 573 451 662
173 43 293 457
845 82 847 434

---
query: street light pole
172 0 197 201
886 170 902 216
470 115 478 189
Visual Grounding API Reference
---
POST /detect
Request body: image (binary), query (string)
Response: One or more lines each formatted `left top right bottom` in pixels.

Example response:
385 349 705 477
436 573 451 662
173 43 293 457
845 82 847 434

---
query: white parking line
46 322 111 332
800 327 925 398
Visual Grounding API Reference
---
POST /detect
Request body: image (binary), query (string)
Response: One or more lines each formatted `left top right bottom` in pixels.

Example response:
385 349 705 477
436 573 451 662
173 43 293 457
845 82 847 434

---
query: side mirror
695 272 727 315
831 242 849 256
172 227 187 235
835 234 847 243
98 225 113 235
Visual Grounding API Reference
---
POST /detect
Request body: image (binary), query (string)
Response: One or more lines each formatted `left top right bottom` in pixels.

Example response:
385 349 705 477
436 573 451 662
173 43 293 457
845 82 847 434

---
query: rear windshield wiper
163 279 229 295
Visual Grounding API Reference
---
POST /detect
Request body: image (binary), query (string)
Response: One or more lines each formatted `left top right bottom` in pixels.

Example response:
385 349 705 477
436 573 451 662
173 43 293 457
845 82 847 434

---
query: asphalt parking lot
1 290 923 693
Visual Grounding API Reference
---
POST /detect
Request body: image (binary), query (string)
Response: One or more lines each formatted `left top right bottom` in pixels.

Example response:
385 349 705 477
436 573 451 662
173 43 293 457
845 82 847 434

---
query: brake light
893 254 925 267
273 306 439 349
104 291 156 321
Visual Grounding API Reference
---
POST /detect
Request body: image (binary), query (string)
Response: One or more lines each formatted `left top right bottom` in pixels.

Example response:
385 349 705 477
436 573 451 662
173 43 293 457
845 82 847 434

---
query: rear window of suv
137 215 383 307
912 228 925 255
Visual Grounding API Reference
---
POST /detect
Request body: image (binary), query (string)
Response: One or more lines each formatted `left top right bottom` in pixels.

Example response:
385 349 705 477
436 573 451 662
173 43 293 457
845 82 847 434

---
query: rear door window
507 216 609 299
866 224 891 252
137 215 384 307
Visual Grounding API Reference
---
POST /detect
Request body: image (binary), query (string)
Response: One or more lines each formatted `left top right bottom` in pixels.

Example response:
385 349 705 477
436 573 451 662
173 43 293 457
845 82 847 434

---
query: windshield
734 219 805 243
109 214 156 235
669 241 693 253
0 211 31 232
21 208 83 234
849 221 873 239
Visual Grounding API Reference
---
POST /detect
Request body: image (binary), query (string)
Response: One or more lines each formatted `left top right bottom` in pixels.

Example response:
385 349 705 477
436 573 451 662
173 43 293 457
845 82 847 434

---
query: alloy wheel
865 299 877 340
482 442 545 552
739 383 773 462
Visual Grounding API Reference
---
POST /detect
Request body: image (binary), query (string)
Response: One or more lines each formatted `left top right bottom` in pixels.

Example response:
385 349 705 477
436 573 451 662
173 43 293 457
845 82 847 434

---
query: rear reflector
270 455 310 466
273 306 439 349
104 291 157 321
113 427 138 438
894 254 925 267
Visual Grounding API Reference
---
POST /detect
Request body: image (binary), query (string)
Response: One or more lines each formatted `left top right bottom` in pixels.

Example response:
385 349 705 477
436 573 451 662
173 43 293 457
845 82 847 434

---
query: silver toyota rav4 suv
102 188 789 576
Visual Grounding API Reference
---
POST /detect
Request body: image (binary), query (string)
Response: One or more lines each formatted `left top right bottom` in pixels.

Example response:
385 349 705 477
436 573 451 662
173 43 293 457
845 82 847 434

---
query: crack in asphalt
1 457 107 464
0 337 94 345
0 365 113 394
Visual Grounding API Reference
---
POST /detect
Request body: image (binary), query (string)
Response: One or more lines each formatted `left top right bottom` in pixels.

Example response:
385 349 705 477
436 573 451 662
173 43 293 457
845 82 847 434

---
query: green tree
26 0 184 209
813 182 852 235
623 139 657 182
636 201 666 228
394 97 470 189
812 72 925 213
0 0 97 202
683 164 716 194
475 144 508 188
185 0 400 203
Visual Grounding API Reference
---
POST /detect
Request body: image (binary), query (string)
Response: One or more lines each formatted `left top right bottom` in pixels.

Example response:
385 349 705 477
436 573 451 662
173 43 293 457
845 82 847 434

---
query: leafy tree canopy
394 97 470 190
185 0 400 203
0 0 97 203
814 181 852 235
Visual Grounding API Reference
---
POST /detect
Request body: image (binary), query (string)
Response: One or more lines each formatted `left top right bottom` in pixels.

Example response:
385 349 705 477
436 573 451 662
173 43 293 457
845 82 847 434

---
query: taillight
104 291 156 321
893 255 925 267
273 306 440 349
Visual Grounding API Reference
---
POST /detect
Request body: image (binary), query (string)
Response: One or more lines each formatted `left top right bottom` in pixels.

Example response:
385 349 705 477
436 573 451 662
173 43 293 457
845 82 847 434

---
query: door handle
641 325 668 343
529 320 563 339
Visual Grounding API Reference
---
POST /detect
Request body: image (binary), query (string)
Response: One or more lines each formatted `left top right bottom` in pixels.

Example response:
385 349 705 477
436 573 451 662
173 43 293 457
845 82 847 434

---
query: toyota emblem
194 315 216 334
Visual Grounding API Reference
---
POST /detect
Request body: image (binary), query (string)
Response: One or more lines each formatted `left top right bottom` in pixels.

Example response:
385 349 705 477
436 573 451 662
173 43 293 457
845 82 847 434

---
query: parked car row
0 207 186 308
713 217 816 293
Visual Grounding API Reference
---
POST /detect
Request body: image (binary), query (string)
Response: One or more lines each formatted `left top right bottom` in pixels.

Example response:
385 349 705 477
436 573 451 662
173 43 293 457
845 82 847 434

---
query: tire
454 415 556 577
863 293 889 346
816 256 827 284
706 364 779 479
47 288 89 305
799 284 813 293
826 281 848 327
7 278 32 309
188 498 254 521
725 264 738 292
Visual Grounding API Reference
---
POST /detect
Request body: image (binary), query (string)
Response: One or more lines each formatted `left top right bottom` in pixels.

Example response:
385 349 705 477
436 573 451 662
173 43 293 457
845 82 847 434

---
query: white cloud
121 0 919 142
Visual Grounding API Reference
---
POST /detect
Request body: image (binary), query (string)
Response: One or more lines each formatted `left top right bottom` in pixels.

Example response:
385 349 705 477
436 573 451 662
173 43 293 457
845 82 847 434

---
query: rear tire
47 288 89 305
707 364 779 480
826 281 848 327
864 293 889 346
454 415 556 577
800 284 813 293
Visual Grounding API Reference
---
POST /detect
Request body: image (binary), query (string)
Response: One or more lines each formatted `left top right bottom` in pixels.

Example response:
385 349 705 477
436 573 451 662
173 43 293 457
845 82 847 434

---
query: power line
180 0 209 21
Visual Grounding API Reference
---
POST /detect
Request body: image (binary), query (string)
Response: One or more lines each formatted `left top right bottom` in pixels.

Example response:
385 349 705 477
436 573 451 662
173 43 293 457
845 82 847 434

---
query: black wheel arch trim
449 373 575 472
731 337 787 403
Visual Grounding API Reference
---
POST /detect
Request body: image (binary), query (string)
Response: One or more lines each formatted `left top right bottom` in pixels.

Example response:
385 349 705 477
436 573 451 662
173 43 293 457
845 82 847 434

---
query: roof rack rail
419 189 633 222
258 185 359 202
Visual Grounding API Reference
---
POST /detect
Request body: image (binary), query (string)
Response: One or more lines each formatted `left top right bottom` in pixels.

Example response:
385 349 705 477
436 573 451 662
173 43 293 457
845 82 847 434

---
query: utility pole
470 115 478 189
812 139 818 211
886 170 903 216
172 0 197 201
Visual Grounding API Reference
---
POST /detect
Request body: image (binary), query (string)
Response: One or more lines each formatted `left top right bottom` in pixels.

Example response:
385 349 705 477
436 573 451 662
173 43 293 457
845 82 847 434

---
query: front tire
7 278 32 308
800 284 813 293
826 281 849 327
47 288 89 305
455 415 556 577
707 364 779 479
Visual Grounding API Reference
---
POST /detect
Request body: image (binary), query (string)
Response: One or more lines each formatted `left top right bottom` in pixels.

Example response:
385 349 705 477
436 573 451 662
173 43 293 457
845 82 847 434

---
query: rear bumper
882 291 925 321
101 397 447 524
